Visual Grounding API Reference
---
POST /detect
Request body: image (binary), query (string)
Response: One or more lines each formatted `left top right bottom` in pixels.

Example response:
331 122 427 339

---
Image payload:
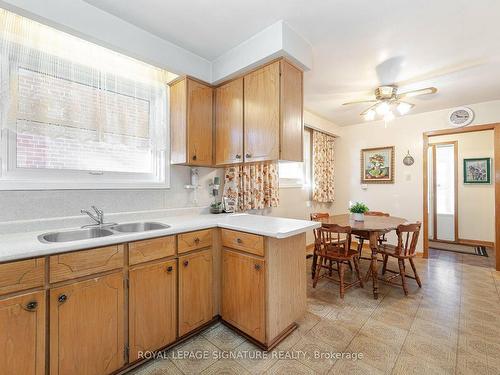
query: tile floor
130 249 500 375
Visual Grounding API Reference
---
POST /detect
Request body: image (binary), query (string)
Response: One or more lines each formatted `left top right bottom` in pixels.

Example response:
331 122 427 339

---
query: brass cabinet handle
236 238 243 244
58 294 68 304
235 154 242 159
166 266 173 273
192 155 197 161
194 238 200 244
183 260 189 267
245 153 252 158
25 301 38 311
254 264 261 271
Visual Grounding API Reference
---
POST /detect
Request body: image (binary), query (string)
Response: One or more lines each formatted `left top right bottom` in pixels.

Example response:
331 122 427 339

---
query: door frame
429 141 459 242
422 123 500 271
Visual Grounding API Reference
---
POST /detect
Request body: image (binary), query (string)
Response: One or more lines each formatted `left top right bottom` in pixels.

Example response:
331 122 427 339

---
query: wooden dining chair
310 213 330 279
312 224 363 299
355 211 390 260
375 222 422 296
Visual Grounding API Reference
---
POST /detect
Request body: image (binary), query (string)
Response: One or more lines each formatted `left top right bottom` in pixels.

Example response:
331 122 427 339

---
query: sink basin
39 228 114 243
110 222 170 233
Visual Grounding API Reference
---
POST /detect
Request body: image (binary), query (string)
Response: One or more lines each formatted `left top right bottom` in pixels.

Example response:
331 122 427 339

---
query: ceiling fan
342 85 438 121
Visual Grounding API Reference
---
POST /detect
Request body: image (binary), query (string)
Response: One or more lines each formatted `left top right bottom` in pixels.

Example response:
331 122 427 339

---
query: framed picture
361 146 395 184
463 158 491 184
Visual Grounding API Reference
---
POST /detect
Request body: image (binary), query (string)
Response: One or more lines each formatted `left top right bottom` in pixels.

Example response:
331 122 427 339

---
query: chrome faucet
81 206 114 228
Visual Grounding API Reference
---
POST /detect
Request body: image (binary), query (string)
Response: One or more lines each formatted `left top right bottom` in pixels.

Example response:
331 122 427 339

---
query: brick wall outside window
15 68 153 173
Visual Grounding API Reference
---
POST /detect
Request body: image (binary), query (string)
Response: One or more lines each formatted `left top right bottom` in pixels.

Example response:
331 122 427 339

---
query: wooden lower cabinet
221 249 265 343
50 272 124 375
178 249 213 336
129 259 177 361
0 290 45 375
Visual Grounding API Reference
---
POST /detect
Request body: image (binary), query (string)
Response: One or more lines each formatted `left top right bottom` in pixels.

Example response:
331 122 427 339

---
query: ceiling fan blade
360 103 379 116
397 87 437 99
342 99 378 106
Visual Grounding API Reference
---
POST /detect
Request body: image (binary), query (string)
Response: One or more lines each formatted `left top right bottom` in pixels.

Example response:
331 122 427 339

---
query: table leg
369 231 380 299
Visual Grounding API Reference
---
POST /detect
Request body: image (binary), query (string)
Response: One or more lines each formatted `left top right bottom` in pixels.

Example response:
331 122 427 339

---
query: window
0 9 176 189
278 128 312 188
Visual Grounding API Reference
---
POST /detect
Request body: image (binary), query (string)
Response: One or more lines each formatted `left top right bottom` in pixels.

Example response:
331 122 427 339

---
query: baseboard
458 238 494 248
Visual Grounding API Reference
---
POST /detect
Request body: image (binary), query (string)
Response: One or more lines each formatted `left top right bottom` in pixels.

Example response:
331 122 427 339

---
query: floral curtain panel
223 162 279 211
312 130 335 202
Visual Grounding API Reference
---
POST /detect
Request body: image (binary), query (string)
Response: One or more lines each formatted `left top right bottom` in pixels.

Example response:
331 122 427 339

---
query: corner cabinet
215 59 304 165
49 272 125 375
170 77 213 166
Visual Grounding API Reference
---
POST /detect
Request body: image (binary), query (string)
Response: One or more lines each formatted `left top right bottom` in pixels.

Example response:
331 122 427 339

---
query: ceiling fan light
376 101 390 115
364 109 376 121
384 110 395 122
397 102 412 115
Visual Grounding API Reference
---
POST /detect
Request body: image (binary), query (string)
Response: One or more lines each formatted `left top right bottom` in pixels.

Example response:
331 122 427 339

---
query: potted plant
350 202 369 221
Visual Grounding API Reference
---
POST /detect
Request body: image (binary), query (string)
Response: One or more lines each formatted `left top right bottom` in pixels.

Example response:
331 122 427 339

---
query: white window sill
0 180 170 190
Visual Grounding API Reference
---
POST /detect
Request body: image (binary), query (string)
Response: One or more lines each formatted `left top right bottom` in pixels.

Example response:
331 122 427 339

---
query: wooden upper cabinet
178 249 213 336
0 291 46 375
129 259 177 361
170 77 213 166
50 272 124 375
243 59 304 163
280 60 304 162
244 62 280 162
215 78 244 165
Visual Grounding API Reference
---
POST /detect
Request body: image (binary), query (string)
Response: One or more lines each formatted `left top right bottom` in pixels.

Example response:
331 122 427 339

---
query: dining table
314 213 408 299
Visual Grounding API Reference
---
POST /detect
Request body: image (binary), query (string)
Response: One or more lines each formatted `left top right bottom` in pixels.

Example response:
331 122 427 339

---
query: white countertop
0 213 320 263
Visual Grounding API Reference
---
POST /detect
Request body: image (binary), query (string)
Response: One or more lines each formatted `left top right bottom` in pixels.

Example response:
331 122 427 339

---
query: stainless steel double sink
38 222 170 243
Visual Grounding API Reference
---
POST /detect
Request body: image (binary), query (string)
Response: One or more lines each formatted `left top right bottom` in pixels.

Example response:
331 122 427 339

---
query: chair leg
348 260 353 271
339 262 345 299
381 254 388 275
311 252 317 280
336 261 341 278
329 259 333 276
353 257 364 288
409 258 422 288
312 256 323 288
398 259 409 296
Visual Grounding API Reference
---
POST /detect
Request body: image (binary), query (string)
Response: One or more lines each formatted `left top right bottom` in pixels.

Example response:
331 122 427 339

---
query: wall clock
448 107 474 127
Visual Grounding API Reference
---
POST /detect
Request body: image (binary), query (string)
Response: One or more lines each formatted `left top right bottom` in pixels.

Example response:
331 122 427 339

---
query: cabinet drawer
178 229 213 254
221 229 264 256
0 258 45 296
49 245 124 283
129 236 176 265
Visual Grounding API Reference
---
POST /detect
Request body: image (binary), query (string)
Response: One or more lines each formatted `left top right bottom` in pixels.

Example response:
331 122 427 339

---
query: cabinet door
129 260 177 361
0 291 45 375
244 62 280 162
215 78 243 165
170 78 187 164
222 249 265 343
50 272 124 375
187 79 213 166
280 60 303 161
178 249 213 336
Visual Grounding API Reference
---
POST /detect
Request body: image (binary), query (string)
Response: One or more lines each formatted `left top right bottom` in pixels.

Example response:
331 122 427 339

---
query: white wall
333 99 500 250
430 131 495 242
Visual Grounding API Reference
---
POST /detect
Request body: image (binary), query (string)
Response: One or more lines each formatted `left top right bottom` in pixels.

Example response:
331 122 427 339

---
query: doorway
423 123 500 271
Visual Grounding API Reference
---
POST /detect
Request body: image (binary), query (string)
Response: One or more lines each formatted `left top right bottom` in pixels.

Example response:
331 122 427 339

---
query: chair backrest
396 222 421 256
319 224 352 257
365 211 390 217
310 213 330 244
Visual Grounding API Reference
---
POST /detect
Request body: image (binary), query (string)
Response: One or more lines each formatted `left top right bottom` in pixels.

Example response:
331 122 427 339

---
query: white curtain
0 9 176 169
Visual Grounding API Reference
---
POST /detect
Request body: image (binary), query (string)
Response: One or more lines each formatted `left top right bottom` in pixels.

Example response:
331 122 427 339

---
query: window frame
0 51 171 191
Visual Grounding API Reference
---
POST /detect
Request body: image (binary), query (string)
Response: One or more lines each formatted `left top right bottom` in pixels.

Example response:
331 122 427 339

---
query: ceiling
84 0 500 125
